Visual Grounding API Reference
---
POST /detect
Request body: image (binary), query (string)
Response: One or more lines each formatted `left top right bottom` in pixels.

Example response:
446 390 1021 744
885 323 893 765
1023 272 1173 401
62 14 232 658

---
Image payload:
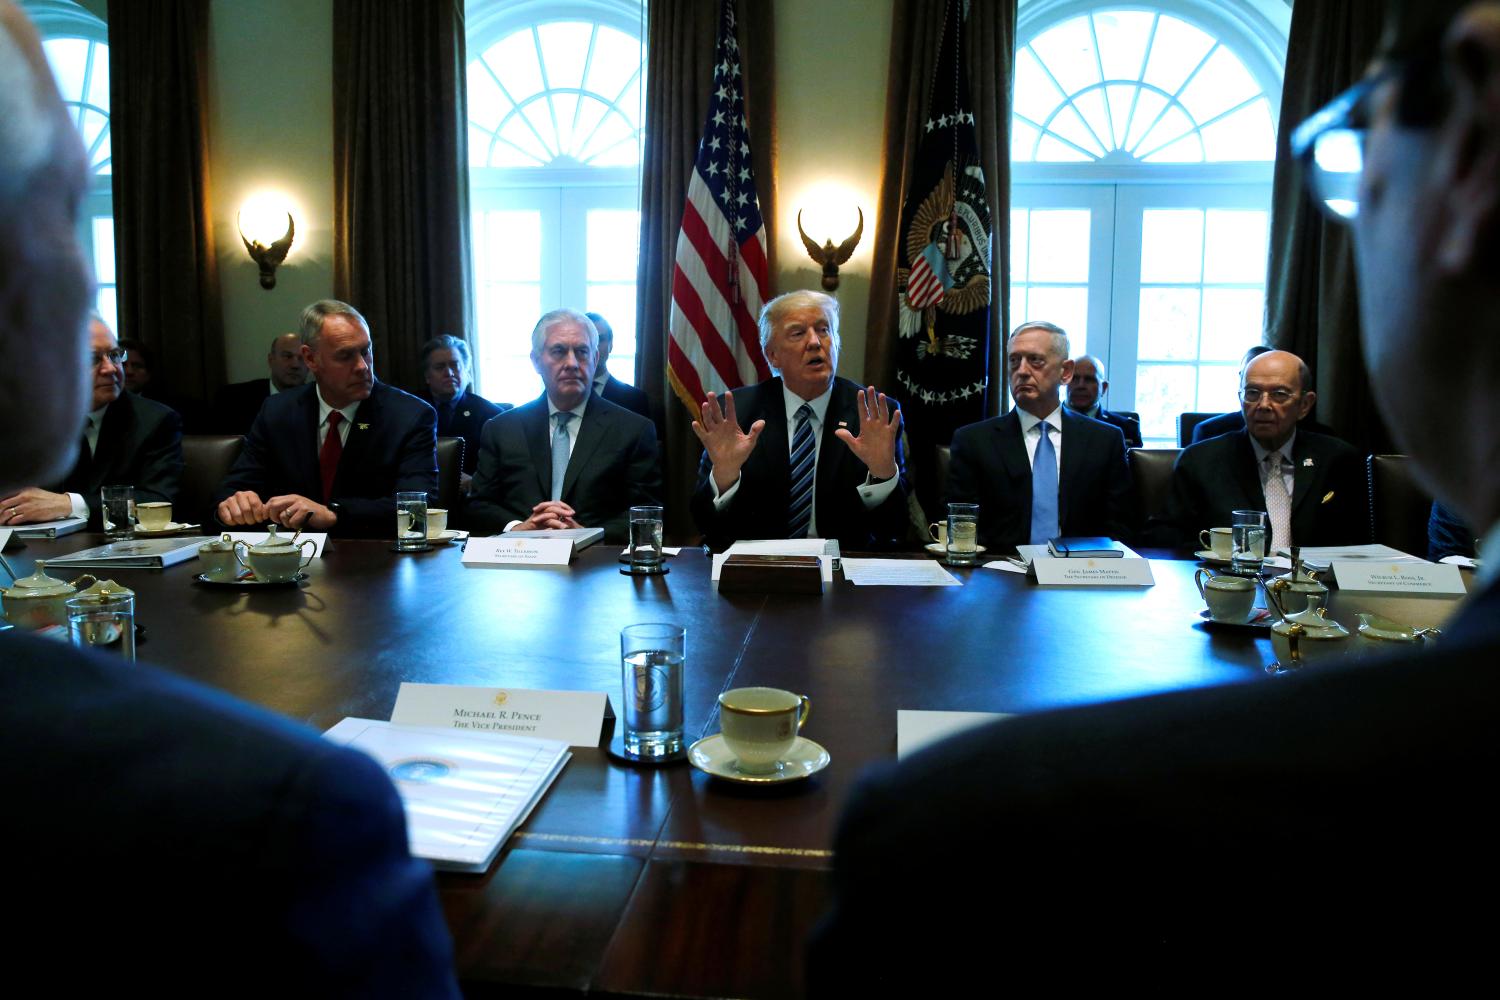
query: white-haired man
467 308 659 542
689 290 908 550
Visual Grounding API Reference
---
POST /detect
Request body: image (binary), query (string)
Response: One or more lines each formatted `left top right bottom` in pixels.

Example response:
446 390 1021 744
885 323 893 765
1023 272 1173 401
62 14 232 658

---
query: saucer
427 529 464 544
924 543 988 556
687 734 830 784
1197 607 1273 631
195 572 308 587
1195 549 1235 566
136 522 201 536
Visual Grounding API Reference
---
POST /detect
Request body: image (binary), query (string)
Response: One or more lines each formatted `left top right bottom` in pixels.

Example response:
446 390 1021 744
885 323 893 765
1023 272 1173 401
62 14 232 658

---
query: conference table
5 533 1467 997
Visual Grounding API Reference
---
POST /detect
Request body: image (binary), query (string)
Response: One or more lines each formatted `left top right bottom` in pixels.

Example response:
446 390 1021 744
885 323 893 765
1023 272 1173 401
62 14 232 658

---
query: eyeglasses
91 349 128 368
1239 387 1299 406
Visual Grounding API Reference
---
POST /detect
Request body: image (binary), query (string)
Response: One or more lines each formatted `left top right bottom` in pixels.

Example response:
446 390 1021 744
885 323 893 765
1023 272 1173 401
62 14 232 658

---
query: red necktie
319 411 344 502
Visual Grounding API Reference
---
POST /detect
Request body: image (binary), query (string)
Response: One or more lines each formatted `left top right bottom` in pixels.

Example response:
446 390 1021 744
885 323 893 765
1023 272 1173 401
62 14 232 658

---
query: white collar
1015 404 1063 436
316 387 362 427
547 393 589 421
1249 428 1298 464
783 381 834 427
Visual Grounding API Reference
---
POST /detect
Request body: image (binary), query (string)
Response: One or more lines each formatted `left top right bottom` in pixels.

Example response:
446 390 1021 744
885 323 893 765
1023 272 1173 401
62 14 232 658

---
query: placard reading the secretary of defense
1032 557 1155 587
391 682 607 746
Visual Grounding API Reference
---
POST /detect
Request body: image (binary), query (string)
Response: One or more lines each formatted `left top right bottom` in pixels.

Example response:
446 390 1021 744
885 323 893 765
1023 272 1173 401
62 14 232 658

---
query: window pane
1135 104 1194 160
587 284 638 384
483 210 542 279
1135 363 1197 443
1141 18 1213 95
1010 286 1028 333
42 37 88 102
1009 209 1030 282
475 282 542 406
1177 46 1259 125
1011 118 1041 161
1137 287 1200 360
467 61 512 125
587 26 642 101
1027 209 1089 282
1030 16 1100 98
1197 363 1242 414
92 216 115 283
1200 100 1277 161
95 286 117 339
1141 210 1203 283
1142 131 1204 163
537 22 592 92
1200 289 1264 360
1048 104 1107 158
1072 90 1113 152
86 42 109 110
1095 11 1155 82
1204 210 1268 282
587 210 639 283
1014 47 1064 124
1035 135 1092 162
489 32 543 102
1024 286 1088 356
1123 89 1167 151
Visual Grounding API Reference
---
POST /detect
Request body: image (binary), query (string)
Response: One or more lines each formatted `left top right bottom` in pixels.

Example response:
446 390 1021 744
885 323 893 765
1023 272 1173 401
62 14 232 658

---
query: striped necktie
787 404 815 538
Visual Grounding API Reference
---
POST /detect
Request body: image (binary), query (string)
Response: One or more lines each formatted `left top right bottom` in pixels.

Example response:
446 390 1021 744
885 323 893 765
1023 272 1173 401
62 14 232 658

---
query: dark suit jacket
212 377 273 435
945 407 1131 553
689 377 910 551
1191 409 1338 443
1090 407 1142 448
810 579 1500 990
215 382 438 538
1 631 459 994
418 386 511 476
597 373 650 420
467 392 661 543
1153 428 1367 547
48 391 183 529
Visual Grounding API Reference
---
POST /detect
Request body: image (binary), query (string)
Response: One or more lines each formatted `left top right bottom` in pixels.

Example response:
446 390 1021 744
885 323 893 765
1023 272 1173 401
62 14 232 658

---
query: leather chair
1368 454 1432 558
1128 447 1180 530
1177 412 1225 447
179 434 244 528
436 437 464 519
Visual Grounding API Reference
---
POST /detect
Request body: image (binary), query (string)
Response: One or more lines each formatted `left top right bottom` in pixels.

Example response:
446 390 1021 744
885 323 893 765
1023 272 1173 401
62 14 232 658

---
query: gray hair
530 308 598 356
1073 353 1107 381
758 290 841 373
299 299 369 350
1010 320 1069 361
420 334 471 370
584 311 613 347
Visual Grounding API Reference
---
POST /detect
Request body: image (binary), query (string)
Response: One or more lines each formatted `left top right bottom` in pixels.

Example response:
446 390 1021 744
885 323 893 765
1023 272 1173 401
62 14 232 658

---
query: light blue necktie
787 404 815 538
550 411 574 500
1030 421 1059 545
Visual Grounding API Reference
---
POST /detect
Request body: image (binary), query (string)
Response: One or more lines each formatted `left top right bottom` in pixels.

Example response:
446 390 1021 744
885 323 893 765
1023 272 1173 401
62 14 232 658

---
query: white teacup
718 686 811 774
197 538 238 582
1199 527 1233 559
137 502 173 531
426 508 449 537
928 522 948 545
1195 569 1257 623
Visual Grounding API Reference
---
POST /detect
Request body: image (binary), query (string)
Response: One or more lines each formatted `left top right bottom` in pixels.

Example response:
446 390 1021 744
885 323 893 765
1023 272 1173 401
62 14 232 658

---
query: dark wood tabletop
3 534 1466 997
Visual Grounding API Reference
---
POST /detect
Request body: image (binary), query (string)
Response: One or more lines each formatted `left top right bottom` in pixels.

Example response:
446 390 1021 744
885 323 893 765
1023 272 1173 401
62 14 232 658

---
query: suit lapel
1289 434 1318 513
814 383 855 518
88 397 131 493
1232 432 1265 508
337 388 380 494
522 396 552 498
995 411 1029 485
1058 410 1084 524
563 397 611 498
295 387 323 494
753 381 791 526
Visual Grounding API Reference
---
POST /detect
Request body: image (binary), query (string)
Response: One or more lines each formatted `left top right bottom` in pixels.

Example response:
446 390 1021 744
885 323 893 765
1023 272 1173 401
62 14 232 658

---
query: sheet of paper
980 558 1029 575
1332 560 1467 595
1278 543 1425 563
391 682 607 746
0 528 12 551
841 558 960 586
897 710 1011 758
222 530 328 557
1440 555 1478 569
462 535 573 567
711 538 834 582
619 547 684 557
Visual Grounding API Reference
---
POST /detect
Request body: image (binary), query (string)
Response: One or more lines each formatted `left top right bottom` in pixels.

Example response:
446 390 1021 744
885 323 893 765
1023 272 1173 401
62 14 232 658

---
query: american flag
666 0 770 413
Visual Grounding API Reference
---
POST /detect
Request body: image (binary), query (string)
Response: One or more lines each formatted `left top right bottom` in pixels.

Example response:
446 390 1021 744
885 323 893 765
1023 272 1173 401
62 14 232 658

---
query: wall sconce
797 206 864 292
238 195 296 290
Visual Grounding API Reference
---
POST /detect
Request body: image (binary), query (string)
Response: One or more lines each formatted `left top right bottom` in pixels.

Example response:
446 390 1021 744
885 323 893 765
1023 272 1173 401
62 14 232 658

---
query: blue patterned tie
1030 421 1059 545
787 404 815 538
550 411 573 500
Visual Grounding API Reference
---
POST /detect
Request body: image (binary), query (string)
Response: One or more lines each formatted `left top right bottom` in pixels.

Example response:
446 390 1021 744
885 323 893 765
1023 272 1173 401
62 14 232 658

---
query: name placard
1032 556 1155 587
390 682 607 746
1333 560 1467 595
462 536 573 568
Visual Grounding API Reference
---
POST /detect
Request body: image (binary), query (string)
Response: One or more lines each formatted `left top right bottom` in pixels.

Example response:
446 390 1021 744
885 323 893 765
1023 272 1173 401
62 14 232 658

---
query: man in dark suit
585 311 652 420
812 2 1500 985
468 309 659 542
216 300 438 538
210 331 308 434
2 317 182 530
416 333 510 491
946 322 1131 553
1064 353 1142 447
689 290 907 551
0 5 458 990
1154 350 1366 550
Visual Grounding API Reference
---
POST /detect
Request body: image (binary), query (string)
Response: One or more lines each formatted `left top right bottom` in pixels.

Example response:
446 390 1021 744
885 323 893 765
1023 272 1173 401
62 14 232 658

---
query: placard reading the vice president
1333 560 1467 595
462 535 573 568
391 682 607 747
1032 556 1155 587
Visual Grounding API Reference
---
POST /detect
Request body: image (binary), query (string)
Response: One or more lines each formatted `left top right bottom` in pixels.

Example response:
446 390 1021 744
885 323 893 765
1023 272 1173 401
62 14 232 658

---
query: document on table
1272 543 1425 566
841 558 960 586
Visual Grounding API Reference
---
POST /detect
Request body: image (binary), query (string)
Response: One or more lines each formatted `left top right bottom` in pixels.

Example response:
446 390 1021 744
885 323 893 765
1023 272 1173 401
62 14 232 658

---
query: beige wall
772 0 892 385
208 0 335 383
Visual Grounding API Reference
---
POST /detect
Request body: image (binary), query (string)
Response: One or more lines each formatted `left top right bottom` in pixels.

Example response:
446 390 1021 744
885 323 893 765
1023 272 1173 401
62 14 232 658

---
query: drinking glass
946 503 979 567
619 623 685 757
1230 509 1269 575
101 485 135 541
67 591 135 661
395 491 428 551
626 505 665 574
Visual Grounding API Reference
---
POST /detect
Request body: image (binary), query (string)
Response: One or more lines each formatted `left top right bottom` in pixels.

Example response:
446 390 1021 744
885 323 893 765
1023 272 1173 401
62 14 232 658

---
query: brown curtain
107 0 222 406
332 0 471 393
636 0 775 543
1265 1 1388 452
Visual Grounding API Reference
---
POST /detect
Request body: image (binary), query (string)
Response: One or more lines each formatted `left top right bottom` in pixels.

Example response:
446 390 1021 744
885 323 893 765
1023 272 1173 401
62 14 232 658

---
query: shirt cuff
710 471 742 510
504 519 523 532
68 493 88 520
857 474 898 509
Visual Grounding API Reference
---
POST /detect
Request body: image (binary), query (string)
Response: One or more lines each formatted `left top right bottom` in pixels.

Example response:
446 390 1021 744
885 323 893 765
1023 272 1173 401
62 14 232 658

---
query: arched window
24 0 115 333
466 0 645 406
1011 1 1289 445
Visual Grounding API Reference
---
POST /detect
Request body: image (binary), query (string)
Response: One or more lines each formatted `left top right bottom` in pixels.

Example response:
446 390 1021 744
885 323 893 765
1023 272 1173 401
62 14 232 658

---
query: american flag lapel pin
1302 457 1313 467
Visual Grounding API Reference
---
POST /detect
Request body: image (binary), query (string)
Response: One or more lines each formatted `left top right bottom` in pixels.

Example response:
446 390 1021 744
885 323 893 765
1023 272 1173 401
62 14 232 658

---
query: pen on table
1322 491 1335 504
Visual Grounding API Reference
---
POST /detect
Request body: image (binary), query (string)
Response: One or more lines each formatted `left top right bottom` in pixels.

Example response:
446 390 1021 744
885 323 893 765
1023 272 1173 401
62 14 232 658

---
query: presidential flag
893 0 993 444
667 0 771 413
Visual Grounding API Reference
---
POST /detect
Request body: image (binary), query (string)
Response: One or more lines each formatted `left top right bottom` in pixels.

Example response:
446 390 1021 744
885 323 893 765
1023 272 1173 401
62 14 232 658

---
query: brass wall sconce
238 202 296 290
797 207 864 291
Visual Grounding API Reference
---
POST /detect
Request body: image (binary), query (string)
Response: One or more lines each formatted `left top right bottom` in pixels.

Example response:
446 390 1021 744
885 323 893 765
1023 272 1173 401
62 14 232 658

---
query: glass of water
1230 508 1268 575
395 491 428 551
626 505 665 574
619 623 685 758
67 591 136 662
100 485 135 541
946 503 980 566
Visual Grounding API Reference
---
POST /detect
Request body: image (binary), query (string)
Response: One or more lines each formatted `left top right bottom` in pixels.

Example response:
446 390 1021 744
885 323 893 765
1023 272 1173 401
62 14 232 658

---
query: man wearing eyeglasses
0 316 182 529
1151 348 1366 551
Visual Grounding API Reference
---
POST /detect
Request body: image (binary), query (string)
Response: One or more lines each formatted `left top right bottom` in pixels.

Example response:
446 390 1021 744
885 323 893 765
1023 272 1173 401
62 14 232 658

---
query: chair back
1368 454 1432 557
1129 447 1180 528
436 437 464 517
1177 412 1225 447
180 435 244 528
